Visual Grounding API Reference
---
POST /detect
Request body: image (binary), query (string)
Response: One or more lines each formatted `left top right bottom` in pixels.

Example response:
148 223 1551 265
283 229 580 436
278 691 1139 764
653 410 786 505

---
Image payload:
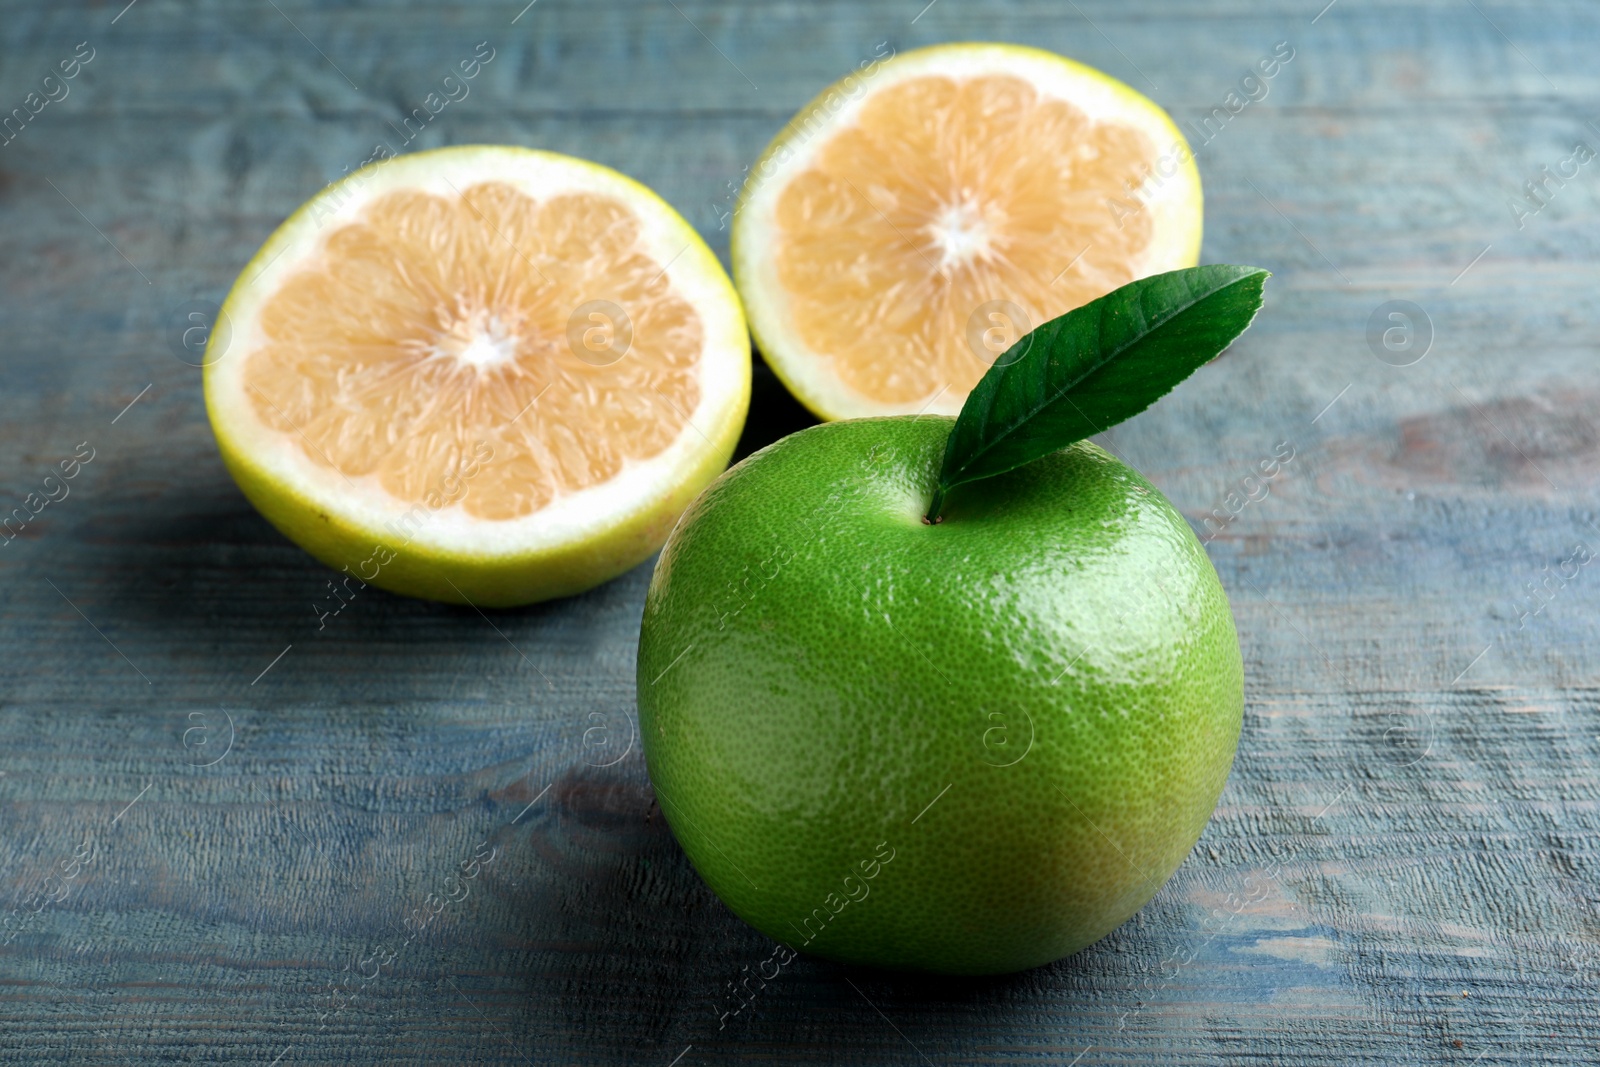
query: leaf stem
924 485 946 525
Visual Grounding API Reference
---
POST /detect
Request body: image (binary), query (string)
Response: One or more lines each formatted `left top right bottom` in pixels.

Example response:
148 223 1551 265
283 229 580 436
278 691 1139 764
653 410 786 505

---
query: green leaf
925 265 1270 522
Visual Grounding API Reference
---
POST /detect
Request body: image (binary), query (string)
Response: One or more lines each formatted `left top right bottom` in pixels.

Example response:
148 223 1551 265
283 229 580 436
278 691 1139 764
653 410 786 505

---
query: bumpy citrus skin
637 418 1242 975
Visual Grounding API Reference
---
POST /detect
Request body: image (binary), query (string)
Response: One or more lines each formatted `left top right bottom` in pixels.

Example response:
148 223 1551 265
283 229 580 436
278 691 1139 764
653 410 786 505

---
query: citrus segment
205 146 749 606
734 44 1202 421
245 184 702 518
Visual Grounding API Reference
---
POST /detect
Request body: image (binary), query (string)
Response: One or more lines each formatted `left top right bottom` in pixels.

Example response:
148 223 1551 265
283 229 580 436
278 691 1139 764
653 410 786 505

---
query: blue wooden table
3 1 1598 1063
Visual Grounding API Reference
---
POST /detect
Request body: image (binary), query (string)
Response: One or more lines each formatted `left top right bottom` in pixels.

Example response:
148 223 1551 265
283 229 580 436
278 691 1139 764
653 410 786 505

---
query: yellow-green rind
731 42 1203 423
211 403 744 607
638 418 1242 974
203 145 750 607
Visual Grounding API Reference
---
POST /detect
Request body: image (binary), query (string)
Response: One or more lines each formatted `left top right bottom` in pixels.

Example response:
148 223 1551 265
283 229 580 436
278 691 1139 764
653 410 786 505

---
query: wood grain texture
2 0 1598 1063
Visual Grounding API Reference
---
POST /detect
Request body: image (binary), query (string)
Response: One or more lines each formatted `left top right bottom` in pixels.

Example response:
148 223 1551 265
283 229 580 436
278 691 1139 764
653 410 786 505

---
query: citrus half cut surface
204 145 749 607
732 43 1202 421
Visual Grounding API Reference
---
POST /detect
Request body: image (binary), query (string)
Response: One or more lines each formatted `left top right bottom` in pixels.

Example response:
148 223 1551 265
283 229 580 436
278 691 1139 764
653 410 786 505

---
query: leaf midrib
944 273 1258 488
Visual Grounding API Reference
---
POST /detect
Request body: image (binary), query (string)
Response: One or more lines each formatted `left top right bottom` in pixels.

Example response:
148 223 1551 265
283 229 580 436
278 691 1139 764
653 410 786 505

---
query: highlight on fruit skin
202 145 750 607
731 42 1203 422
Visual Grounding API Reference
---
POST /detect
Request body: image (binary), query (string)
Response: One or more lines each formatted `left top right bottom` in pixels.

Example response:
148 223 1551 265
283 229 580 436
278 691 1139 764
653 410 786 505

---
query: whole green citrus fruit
637 416 1242 974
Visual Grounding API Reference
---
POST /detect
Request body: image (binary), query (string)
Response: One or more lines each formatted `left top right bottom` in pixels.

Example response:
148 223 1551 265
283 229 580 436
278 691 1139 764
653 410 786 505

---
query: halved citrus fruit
204 145 749 607
732 43 1202 421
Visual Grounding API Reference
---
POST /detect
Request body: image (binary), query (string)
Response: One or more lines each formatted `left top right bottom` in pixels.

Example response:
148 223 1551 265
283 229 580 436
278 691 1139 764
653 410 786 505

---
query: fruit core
425 308 522 370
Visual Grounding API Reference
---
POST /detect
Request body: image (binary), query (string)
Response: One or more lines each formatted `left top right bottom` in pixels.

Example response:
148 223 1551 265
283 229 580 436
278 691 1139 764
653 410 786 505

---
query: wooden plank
2 0 1600 1064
